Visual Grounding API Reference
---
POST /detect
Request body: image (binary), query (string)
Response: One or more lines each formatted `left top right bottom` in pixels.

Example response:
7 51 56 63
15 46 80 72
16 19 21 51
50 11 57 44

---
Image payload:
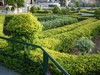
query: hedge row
41 17 78 30
38 18 97 38
37 15 59 22
0 54 43 75
0 49 100 75
39 20 100 52
36 10 52 14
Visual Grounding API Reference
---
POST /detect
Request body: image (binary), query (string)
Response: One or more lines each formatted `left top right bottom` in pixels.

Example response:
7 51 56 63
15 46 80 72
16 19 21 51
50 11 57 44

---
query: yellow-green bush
38 18 97 38
6 13 42 42
0 49 100 75
5 13 42 50
52 6 61 14
39 20 100 52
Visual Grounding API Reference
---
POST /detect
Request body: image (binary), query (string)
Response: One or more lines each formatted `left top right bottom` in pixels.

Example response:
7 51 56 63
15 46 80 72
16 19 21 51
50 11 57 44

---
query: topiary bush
52 6 61 14
30 6 40 13
36 10 52 14
75 37 95 54
5 13 42 49
61 6 70 14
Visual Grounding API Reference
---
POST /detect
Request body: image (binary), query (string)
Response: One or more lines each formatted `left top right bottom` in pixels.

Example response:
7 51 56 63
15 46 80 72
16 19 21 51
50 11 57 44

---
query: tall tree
59 0 71 6
5 0 24 8
5 0 24 13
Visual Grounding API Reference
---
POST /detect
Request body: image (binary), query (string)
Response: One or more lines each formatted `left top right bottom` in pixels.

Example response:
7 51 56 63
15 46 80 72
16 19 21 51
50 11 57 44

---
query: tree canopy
5 0 24 8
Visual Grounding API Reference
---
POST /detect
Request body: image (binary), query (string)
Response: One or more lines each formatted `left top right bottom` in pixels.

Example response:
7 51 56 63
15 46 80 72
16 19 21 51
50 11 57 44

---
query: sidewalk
0 66 21 75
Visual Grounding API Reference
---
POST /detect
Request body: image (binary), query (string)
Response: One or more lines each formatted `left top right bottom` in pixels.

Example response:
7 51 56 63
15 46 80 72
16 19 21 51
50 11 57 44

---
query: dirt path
0 65 21 75
92 35 100 53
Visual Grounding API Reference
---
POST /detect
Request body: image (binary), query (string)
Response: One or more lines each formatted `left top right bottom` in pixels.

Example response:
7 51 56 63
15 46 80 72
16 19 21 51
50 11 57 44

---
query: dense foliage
94 8 100 19
0 49 100 75
38 18 96 38
5 0 24 8
52 6 61 14
5 13 42 48
37 15 59 22
39 19 100 52
41 17 78 30
30 6 40 13
0 13 100 75
76 37 95 54
36 10 52 14
61 7 70 14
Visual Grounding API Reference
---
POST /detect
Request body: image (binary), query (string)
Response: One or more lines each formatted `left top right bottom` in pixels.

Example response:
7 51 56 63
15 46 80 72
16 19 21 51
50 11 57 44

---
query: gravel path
0 66 21 75
92 35 100 53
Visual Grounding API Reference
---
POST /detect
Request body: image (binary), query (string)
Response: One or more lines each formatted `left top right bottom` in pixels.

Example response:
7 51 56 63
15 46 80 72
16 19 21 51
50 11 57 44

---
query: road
0 66 21 75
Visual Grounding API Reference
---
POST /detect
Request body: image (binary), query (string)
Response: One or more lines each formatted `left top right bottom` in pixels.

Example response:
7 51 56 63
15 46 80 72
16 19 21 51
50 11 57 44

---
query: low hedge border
0 49 100 75
39 20 100 52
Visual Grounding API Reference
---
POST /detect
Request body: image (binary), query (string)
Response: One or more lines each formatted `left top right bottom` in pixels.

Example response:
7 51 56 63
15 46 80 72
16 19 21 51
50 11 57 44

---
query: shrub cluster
0 54 43 75
5 13 42 50
3 15 17 35
30 6 41 13
36 10 52 14
42 17 78 30
75 37 95 54
0 50 100 75
38 18 96 38
80 9 94 14
94 8 100 19
37 15 59 22
61 7 70 14
39 19 100 52
52 6 61 14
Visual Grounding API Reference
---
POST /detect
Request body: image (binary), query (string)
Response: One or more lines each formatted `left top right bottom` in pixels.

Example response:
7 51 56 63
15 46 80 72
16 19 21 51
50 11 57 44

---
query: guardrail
0 36 70 75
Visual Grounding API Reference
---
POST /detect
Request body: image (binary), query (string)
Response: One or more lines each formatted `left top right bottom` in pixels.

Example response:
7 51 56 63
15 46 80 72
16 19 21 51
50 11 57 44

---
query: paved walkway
0 66 21 75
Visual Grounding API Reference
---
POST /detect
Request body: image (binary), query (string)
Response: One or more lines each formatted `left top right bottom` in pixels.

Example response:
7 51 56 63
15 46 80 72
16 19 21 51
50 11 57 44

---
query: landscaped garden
0 3 100 75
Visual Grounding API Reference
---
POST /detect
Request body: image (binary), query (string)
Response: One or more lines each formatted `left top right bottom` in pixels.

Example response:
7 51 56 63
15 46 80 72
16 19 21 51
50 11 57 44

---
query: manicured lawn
0 15 8 48
0 15 5 36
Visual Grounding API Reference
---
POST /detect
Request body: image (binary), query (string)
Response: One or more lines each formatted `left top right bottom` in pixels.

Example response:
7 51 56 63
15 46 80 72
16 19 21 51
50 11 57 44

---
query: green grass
0 15 8 48
0 15 5 36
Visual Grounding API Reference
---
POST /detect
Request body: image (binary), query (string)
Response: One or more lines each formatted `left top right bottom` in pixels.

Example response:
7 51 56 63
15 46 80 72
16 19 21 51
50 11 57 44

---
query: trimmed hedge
52 6 61 14
37 10 52 14
80 9 94 14
42 17 78 30
37 15 59 22
3 15 17 35
30 6 41 13
0 49 100 75
38 18 97 38
39 20 100 52
0 54 43 75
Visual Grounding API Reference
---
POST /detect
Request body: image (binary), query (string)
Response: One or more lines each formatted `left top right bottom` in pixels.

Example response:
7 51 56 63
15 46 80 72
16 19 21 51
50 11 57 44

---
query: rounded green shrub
6 13 42 49
53 6 61 14
37 10 52 14
76 37 95 54
71 7 76 11
30 6 40 13
61 7 70 14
